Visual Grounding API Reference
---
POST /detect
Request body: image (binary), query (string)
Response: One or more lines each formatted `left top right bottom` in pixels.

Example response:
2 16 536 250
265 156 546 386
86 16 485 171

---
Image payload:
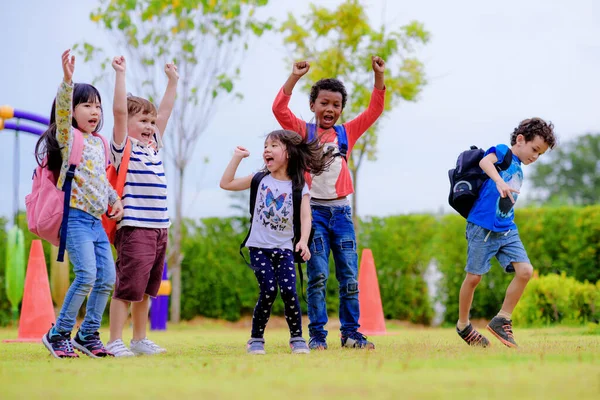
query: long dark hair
265 130 334 191
35 83 103 171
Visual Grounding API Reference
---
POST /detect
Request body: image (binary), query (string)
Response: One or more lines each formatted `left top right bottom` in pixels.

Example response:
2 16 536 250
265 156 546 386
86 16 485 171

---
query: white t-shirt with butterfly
246 174 309 251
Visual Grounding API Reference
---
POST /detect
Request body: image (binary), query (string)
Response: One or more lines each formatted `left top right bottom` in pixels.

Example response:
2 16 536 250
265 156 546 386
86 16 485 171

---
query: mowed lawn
0 320 599 400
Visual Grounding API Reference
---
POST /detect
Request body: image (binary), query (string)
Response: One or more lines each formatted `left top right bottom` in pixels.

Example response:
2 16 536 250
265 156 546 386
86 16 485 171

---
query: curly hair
264 130 334 191
510 117 556 149
35 83 103 171
309 78 348 109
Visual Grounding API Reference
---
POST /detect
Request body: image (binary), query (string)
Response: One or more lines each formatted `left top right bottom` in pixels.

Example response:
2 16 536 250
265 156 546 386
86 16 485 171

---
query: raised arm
112 56 127 145
480 152 519 204
219 146 253 191
272 61 311 136
55 49 75 147
156 62 179 137
343 56 386 146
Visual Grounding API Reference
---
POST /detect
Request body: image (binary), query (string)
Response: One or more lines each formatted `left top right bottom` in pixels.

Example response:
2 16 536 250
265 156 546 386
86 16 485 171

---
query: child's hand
109 199 125 220
292 61 310 77
295 240 311 261
495 181 519 203
165 62 179 81
112 56 126 72
372 56 385 74
234 146 250 158
61 49 75 84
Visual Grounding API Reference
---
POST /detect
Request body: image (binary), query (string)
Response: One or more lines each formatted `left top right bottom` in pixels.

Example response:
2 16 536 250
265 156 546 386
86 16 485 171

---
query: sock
497 310 512 320
457 320 469 331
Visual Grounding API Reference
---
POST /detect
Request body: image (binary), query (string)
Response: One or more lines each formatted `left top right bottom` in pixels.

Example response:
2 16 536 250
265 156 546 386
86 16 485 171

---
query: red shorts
114 226 168 302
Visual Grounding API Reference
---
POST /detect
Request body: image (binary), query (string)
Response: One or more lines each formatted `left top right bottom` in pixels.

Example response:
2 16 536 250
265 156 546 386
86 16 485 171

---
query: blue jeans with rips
54 208 116 335
307 205 360 339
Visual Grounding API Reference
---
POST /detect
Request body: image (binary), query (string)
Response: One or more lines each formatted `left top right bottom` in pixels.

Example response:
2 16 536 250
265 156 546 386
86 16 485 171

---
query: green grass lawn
0 320 599 399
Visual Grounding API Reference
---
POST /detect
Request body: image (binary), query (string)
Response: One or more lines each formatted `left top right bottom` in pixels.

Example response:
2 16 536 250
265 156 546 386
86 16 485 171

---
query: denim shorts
465 222 530 275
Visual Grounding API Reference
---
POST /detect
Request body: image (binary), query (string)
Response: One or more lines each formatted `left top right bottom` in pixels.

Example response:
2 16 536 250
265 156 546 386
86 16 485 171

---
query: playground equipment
5 226 25 322
151 262 171 330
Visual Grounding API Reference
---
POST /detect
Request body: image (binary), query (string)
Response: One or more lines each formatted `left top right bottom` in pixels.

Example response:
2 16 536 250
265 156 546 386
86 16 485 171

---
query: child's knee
514 263 533 280
464 273 482 287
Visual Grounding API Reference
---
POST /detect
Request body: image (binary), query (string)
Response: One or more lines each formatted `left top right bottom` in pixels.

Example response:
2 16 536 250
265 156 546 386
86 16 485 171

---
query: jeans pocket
311 236 324 254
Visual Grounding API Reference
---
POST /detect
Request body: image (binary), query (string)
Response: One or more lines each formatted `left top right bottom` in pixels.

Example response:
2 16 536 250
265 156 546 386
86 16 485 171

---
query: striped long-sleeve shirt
110 133 170 229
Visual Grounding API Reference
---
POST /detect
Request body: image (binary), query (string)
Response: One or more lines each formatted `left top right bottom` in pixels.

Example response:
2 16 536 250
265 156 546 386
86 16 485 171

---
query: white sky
1 0 598 222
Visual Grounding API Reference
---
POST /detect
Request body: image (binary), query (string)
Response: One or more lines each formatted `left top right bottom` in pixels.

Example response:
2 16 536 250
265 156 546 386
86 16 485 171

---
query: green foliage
359 215 435 324
530 133 600 205
3 206 600 326
513 274 600 326
280 0 429 172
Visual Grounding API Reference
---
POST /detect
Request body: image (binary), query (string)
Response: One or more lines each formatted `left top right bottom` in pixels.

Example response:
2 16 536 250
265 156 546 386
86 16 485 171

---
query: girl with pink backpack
33 50 124 358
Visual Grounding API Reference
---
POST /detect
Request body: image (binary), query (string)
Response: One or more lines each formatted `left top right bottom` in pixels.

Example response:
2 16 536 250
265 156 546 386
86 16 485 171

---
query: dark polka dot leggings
249 247 302 338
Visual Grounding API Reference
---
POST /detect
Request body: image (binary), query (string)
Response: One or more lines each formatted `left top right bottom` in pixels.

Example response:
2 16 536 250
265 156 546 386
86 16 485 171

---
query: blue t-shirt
467 144 523 232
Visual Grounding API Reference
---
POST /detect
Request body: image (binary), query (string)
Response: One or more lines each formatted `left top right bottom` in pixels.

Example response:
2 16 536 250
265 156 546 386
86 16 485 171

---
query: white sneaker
106 339 135 357
130 338 167 355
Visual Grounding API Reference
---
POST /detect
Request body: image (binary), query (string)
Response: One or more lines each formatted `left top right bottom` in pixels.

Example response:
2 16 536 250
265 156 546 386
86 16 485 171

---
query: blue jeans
55 208 115 334
307 205 359 338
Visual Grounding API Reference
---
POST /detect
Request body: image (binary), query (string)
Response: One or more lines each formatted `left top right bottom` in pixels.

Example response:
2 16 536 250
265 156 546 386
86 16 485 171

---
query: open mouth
264 155 274 167
323 115 334 123
141 132 152 140
88 119 98 126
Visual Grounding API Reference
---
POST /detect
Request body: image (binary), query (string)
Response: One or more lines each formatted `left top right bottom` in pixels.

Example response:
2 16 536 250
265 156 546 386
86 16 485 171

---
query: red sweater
272 86 386 199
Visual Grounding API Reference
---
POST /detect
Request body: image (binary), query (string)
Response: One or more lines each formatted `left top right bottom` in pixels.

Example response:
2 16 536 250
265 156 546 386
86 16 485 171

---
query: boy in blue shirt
457 118 556 348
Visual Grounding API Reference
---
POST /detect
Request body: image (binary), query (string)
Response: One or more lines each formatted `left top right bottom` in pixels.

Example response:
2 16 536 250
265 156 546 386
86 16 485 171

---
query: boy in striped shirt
106 56 178 357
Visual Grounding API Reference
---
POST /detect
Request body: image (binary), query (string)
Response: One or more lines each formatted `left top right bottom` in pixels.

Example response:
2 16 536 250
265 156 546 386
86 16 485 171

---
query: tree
530 133 600 206
280 0 429 224
77 0 272 322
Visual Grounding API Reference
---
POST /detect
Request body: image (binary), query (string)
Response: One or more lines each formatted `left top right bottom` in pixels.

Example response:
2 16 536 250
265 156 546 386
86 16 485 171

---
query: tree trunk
168 165 185 323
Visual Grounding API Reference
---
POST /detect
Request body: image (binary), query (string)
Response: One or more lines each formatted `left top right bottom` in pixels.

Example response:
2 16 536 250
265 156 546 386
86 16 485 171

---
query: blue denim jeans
307 205 359 338
55 208 116 335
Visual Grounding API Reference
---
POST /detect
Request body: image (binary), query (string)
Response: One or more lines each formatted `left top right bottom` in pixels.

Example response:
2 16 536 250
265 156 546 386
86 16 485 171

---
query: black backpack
448 146 513 219
239 171 314 298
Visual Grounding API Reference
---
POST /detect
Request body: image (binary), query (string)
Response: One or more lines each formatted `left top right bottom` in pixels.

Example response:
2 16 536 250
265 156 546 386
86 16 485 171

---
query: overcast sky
1 0 598 223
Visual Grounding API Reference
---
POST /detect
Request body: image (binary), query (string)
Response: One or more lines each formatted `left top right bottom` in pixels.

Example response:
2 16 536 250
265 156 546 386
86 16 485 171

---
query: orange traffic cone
358 249 387 335
3 240 56 343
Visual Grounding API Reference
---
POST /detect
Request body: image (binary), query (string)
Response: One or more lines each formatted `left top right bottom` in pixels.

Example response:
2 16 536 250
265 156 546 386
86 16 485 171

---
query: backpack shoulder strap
306 122 317 142
68 129 85 166
291 185 307 302
115 139 132 197
239 171 270 262
333 125 348 160
497 148 513 171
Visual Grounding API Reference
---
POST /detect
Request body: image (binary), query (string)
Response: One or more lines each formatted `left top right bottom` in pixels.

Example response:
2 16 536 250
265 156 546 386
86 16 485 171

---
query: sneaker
341 331 375 349
130 338 167 355
487 316 518 348
72 331 114 358
457 323 490 347
42 326 79 359
106 339 135 357
308 335 328 350
247 338 266 355
289 337 310 354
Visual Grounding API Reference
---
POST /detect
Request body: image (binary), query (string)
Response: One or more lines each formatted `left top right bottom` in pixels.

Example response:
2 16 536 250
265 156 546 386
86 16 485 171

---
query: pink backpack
25 129 109 261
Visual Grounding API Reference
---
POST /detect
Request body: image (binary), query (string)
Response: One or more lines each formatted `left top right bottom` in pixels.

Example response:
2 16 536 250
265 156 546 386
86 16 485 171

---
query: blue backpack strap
239 171 270 264
57 131 84 262
333 125 348 160
306 122 316 142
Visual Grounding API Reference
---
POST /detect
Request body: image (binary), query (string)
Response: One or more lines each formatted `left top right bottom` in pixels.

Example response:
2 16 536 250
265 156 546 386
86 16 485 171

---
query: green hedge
2 206 600 327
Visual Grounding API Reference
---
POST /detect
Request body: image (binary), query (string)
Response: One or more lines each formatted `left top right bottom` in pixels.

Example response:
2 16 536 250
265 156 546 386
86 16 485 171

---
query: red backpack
102 139 131 244
25 130 109 261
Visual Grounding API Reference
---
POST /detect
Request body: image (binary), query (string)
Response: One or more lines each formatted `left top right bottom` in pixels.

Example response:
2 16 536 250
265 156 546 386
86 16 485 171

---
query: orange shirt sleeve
343 87 386 152
272 87 308 139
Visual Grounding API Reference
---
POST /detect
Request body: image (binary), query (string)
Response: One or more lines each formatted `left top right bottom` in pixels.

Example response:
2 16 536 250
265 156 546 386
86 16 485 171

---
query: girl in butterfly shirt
220 130 332 355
